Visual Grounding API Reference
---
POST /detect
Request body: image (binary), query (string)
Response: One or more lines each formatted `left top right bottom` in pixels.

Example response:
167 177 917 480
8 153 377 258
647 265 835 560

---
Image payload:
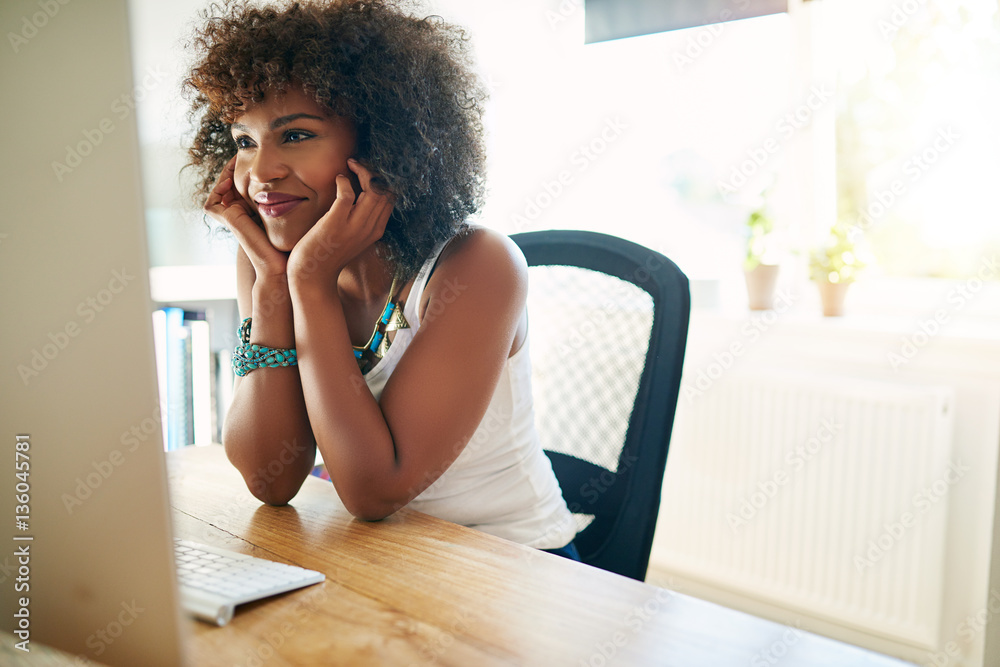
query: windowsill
693 275 1000 343
149 265 237 303
146 265 1000 339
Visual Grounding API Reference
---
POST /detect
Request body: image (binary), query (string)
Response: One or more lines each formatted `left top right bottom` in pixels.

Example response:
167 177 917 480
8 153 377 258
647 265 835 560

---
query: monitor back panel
0 1 187 664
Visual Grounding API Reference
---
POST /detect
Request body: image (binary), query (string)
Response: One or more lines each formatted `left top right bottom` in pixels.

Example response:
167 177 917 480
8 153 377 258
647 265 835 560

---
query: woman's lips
258 200 302 218
256 196 305 218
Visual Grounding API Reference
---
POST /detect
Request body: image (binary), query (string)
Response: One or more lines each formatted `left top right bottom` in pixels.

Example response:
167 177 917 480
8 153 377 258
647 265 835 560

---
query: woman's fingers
206 157 238 205
317 173 356 232
348 159 394 204
348 158 371 192
205 161 244 216
345 161 394 217
203 160 254 233
217 155 238 188
337 171 392 242
223 205 275 263
336 172 358 204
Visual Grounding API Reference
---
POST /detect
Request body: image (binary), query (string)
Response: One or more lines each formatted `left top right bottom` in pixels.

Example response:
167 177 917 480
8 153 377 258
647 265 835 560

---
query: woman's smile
254 191 307 219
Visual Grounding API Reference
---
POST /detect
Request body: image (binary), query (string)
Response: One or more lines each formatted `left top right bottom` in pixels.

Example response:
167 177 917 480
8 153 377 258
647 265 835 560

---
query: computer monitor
1 0 188 664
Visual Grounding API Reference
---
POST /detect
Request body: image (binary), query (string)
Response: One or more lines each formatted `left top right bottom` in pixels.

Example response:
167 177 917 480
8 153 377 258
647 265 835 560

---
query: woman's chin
264 226 304 254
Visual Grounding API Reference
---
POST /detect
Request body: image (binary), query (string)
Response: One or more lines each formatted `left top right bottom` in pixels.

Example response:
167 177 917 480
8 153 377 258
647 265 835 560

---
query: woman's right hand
204 156 288 281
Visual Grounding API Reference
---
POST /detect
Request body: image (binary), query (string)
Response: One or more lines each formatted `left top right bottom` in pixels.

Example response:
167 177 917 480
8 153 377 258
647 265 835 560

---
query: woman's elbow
349 508 390 522
223 440 306 505
248 482 299 506
242 472 303 506
340 493 405 522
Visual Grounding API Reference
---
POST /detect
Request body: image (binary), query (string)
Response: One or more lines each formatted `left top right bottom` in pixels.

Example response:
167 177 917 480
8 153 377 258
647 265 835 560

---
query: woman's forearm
289 279 405 519
222 276 316 505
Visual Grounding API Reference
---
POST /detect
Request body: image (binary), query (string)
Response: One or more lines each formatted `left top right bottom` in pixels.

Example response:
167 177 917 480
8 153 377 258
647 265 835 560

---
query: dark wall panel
585 0 789 44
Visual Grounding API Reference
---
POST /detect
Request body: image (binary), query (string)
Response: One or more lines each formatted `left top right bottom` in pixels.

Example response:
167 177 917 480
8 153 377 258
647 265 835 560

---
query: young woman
186 0 578 556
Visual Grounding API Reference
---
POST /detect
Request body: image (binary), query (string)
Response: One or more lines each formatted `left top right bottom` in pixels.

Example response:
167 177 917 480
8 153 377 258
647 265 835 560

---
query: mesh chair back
513 231 690 580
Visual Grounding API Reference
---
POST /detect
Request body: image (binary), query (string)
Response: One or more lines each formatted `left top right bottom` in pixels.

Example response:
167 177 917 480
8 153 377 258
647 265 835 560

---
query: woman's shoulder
418 226 528 318
435 225 527 287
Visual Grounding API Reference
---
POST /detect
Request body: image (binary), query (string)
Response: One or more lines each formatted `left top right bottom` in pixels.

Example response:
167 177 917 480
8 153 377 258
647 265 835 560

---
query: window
463 3 794 306
459 0 1000 312
832 0 1000 280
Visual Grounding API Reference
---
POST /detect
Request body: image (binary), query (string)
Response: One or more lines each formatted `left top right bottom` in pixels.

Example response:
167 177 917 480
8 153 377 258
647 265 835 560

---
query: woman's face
230 87 357 252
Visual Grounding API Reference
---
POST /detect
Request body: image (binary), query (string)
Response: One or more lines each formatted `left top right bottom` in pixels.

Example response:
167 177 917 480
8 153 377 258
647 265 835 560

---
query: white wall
652 308 1000 666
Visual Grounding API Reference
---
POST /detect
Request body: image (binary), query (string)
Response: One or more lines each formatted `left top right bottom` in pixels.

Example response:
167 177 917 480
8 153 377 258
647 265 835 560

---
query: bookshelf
149 266 239 450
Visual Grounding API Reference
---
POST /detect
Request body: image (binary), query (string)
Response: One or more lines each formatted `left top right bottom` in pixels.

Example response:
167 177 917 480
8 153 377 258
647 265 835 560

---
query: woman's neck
336 245 395 306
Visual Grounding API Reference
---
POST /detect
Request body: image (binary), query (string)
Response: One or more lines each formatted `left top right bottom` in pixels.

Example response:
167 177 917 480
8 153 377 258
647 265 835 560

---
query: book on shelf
151 308 228 450
187 313 213 447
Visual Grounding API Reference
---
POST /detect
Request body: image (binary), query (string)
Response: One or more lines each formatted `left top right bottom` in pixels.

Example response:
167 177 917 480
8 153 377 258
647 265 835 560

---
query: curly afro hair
184 0 487 280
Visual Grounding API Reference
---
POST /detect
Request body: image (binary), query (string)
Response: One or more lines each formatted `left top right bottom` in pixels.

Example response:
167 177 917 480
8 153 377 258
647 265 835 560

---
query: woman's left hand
287 159 395 288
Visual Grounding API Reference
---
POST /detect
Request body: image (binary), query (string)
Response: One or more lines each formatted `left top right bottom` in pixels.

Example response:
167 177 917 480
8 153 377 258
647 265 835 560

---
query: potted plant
808 223 865 316
743 204 780 310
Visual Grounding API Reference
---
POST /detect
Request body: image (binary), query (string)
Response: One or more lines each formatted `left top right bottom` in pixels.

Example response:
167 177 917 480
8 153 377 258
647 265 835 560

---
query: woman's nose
248 144 288 183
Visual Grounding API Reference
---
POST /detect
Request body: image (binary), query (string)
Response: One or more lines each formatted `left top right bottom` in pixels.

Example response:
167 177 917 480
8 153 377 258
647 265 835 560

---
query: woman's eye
233 135 255 150
284 130 314 143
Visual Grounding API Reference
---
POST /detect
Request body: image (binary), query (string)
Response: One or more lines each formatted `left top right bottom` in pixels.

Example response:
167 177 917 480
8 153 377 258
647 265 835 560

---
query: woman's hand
287 159 395 287
204 156 288 281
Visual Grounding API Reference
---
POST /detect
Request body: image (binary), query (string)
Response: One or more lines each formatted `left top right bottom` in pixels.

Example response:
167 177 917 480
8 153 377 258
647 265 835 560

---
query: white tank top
362 241 577 550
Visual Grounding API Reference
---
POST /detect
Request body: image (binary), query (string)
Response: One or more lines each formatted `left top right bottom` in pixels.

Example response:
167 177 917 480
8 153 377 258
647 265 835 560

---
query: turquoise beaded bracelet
232 317 298 377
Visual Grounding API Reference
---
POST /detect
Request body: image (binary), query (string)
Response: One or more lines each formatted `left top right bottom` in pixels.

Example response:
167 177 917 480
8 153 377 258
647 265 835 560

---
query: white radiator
656 370 955 649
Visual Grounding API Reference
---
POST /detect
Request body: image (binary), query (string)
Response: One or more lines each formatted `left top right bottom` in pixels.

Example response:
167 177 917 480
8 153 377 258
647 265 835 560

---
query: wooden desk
169 446 916 666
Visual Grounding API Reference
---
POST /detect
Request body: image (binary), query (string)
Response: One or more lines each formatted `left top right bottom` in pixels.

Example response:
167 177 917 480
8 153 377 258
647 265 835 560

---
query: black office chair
511 230 690 581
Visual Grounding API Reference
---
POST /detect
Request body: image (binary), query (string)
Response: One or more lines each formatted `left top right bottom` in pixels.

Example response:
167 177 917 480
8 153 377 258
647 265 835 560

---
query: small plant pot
744 264 780 310
816 280 851 317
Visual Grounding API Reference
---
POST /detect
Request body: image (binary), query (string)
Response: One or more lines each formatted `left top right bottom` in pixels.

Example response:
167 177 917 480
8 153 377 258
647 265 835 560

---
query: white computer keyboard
174 539 325 626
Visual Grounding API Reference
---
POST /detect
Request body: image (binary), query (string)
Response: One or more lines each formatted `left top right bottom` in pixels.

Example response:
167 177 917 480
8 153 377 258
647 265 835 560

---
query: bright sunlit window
832 0 1000 280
